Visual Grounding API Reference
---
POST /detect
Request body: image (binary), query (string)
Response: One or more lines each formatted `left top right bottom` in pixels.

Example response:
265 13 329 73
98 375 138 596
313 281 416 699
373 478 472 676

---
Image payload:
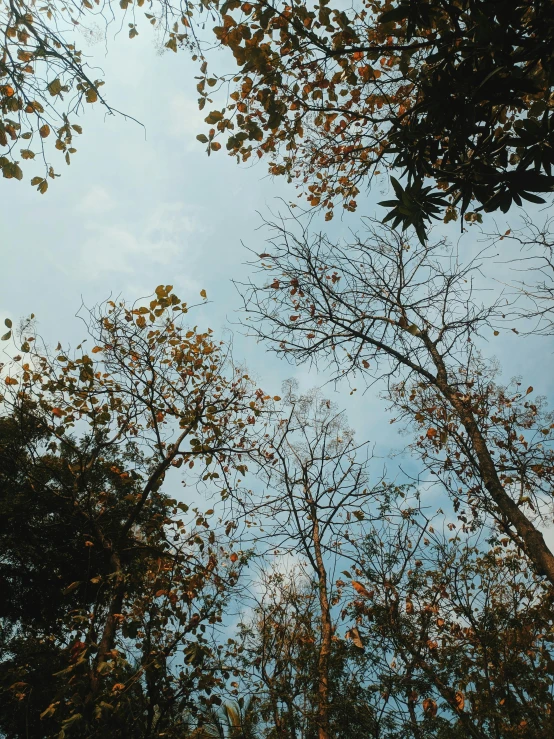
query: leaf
196 134 209 143
200 289 207 299
423 698 437 717
345 626 364 649
352 580 373 598
205 110 224 125
40 702 59 720
85 88 98 103
30 176 42 186
166 37 178 53
4 318 12 328
39 124 50 138
47 79 62 96
1 331 11 341
526 386 533 395
62 581 81 594
91 346 103 353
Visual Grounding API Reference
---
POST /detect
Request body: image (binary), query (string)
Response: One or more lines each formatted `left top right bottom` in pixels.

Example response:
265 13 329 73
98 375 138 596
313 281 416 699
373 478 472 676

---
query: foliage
0 286 268 737
193 0 554 229
2 0 554 234
347 502 554 737
232 571 381 739
0 0 195 188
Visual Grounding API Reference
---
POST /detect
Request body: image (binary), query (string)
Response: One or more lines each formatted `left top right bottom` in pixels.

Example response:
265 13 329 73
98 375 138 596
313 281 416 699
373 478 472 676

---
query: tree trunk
310 500 332 739
423 337 554 586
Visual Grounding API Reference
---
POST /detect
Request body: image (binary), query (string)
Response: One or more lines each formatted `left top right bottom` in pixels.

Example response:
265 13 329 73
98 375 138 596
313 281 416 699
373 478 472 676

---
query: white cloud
75 198 204 282
77 185 116 215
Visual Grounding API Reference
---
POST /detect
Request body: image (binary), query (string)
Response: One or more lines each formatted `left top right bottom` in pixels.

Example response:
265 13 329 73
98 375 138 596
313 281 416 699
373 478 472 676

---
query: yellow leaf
200 289 207 299
91 346 103 353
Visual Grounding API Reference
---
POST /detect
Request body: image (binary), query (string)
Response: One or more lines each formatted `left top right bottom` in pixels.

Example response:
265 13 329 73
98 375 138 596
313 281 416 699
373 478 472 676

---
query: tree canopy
2 0 554 737
2 0 554 235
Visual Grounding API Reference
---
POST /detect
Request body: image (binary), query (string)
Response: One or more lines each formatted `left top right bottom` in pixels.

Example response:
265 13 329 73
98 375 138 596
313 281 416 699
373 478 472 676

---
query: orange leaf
423 698 437 717
426 428 437 439
52 407 64 417
351 581 373 599
230 552 238 562
4 376 18 385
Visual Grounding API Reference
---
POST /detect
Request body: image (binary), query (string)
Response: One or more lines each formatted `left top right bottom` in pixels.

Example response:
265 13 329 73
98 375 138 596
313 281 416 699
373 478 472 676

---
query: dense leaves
196 0 554 228
3 0 554 233
0 287 267 737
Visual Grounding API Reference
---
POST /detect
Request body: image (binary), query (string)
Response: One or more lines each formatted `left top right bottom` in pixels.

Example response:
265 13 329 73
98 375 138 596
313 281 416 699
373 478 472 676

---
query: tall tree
227 382 388 739
0 286 267 737
233 569 380 739
236 217 554 586
345 496 554 737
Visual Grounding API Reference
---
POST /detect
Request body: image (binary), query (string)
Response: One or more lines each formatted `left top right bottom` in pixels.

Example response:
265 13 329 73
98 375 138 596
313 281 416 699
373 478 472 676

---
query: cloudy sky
1 19 553 508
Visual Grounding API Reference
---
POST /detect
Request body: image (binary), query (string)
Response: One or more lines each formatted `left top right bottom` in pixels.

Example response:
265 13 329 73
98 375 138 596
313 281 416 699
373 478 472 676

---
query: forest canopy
2 1 554 738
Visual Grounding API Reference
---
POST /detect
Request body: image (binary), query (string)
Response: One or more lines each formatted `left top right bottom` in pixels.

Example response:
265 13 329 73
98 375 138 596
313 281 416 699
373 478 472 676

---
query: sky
1 18 553 528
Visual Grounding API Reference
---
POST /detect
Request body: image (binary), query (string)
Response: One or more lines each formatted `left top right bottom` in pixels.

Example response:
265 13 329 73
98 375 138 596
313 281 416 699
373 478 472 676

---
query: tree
0 286 268 737
225 381 390 739
3 0 554 232
197 0 554 231
344 496 554 738
232 569 381 738
236 215 554 587
0 0 194 188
